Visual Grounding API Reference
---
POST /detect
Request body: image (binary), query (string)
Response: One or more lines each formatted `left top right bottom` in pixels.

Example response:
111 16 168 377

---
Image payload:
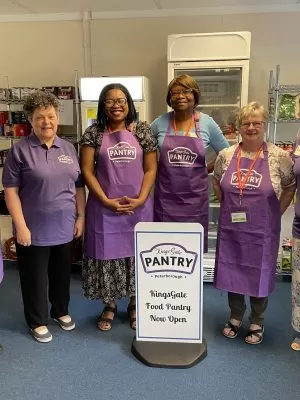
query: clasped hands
104 196 143 215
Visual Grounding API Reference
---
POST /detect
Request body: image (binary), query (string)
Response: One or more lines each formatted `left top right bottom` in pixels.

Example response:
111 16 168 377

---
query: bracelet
76 213 85 218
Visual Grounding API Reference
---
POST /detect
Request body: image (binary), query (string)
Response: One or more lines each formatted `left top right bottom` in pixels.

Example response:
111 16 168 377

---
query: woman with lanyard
151 74 229 252
213 101 295 345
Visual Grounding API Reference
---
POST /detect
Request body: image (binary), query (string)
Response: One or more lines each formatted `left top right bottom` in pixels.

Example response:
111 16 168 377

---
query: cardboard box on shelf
13 124 31 137
42 86 58 96
0 112 9 124
0 89 8 101
20 87 38 100
9 87 22 99
57 86 75 100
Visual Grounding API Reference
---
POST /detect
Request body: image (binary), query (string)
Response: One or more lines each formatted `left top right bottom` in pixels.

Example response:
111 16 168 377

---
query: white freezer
79 76 151 134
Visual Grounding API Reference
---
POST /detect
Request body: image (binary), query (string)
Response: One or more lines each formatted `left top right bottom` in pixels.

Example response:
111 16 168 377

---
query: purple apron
154 112 209 252
84 129 153 260
0 246 3 284
214 142 281 297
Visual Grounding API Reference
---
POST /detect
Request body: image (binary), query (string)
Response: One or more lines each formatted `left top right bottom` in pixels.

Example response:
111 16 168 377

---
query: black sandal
244 325 264 345
222 320 242 339
97 305 117 332
127 304 136 330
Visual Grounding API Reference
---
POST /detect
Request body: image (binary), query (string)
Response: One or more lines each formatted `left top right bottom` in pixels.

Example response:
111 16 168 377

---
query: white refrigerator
79 76 151 134
167 31 251 282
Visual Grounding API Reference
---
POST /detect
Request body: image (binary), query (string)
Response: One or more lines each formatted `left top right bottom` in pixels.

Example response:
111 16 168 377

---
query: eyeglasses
241 121 264 129
104 98 127 107
170 89 194 97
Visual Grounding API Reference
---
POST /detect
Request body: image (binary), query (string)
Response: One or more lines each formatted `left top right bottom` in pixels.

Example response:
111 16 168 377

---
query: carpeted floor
0 263 299 400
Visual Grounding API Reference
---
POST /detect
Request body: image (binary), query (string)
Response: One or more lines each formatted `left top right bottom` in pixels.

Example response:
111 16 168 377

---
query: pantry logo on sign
58 155 73 164
231 169 262 188
168 147 197 165
107 142 136 162
140 243 197 274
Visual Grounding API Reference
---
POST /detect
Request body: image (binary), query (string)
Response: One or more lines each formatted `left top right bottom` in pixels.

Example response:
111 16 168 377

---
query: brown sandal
97 305 117 332
127 304 136 330
244 325 264 345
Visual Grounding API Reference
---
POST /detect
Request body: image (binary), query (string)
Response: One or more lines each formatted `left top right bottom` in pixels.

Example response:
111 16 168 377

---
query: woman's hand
115 196 144 214
103 197 142 215
103 197 124 212
74 215 85 238
16 225 31 247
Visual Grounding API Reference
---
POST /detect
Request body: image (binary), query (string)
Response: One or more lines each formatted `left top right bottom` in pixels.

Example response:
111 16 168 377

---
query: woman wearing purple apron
81 84 157 331
214 102 295 345
151 75 229 252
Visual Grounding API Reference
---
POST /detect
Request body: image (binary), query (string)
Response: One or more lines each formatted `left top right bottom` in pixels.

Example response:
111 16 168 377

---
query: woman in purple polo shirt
80 83 157 331
2 91 85 343
214 102 295 345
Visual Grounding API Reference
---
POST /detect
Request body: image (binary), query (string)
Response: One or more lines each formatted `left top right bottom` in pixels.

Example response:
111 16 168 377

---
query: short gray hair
238 101 268 126
23 90 59 120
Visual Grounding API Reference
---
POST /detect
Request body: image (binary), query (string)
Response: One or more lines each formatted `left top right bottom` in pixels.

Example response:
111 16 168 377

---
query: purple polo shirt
2 133 83 246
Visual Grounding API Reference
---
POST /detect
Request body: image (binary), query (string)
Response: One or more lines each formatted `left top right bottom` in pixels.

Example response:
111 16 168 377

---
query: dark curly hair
96 83 137 131
23 90 59 120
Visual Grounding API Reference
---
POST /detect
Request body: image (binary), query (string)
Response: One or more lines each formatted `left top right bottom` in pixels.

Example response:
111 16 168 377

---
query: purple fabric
154 112 209 252
2 134 82 246
0 247 3 283
84 130 153 260
214 142 281 297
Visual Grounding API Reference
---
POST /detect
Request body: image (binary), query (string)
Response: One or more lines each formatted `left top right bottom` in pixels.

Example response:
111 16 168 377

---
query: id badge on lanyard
231 144 263 223
231 210 247 223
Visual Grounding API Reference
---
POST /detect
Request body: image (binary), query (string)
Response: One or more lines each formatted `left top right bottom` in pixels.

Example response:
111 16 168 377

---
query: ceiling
0 0 299 20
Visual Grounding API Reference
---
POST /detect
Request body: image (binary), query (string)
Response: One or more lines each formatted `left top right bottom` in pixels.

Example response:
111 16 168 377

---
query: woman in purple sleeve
291 130 300 350
2 91 86 343
80 84 157 331
214 102 295 345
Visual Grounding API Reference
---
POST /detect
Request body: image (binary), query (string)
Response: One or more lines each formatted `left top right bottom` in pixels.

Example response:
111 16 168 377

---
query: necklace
172 113 194 137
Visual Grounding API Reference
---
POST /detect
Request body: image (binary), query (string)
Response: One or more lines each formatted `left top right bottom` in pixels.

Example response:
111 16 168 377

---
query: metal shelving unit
267 65 298 277
267 65 300 142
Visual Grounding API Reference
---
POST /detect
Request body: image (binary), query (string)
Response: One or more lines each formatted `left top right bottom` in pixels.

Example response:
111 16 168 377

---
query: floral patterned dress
80 122 157 303
292 239 300 333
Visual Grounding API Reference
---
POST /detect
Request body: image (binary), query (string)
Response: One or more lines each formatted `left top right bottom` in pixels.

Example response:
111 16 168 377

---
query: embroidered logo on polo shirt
140 243 197 275
107 142 136 162
231 169 262 188
168 147 197 166
58 155 73 164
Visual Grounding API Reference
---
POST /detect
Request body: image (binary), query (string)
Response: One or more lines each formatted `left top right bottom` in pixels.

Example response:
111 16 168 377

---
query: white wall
1 12 300 132
0 21 84 88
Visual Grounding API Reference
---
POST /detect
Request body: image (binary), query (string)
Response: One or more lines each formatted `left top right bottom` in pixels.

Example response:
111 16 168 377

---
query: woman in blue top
151 74 229 251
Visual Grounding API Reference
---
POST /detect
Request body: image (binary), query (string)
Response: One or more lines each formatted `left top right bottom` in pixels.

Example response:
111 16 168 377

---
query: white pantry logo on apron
107 141 137 162
230 169 262 188
140 243 197 274
167 146 197 165
58 155 73 164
